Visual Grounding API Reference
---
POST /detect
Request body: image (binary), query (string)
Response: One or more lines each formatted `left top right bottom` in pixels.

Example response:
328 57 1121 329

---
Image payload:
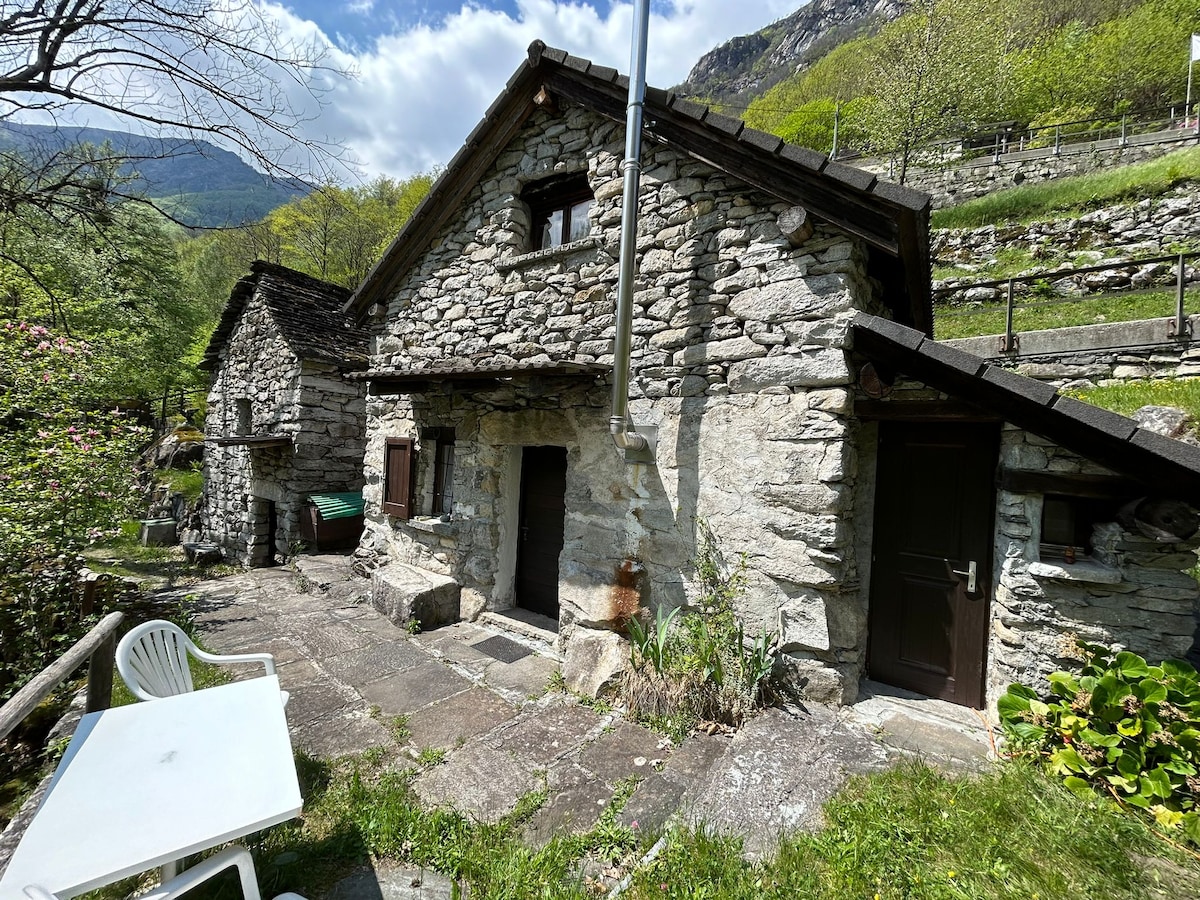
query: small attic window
1041 494 1113 560
522 173 593 250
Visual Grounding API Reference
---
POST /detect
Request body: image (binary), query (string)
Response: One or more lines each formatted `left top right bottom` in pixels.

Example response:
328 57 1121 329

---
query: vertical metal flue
609 0 652 460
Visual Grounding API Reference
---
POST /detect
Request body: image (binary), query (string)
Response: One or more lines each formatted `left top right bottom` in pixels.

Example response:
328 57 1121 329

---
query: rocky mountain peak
677 0 907 102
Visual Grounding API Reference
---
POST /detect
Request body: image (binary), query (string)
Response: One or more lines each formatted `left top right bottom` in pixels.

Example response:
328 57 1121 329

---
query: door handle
951 560 977 593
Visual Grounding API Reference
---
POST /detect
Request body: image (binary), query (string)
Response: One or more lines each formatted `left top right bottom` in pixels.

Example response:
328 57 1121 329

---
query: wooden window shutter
382 437 415 519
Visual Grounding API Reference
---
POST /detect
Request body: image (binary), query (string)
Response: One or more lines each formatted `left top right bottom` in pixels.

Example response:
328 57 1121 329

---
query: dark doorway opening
515 445 567 619
868 421 998 707
265 499 279 567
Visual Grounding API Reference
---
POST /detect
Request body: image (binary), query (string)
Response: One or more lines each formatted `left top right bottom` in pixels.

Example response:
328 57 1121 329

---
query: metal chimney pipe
609 0 651 456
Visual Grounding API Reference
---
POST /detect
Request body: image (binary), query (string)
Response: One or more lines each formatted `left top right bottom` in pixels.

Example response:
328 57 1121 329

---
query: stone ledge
496 237 602 272
1028 558 1123 584
403 516 460 536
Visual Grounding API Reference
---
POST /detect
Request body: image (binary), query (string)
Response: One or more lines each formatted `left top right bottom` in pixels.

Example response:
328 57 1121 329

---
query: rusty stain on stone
611 558 644 629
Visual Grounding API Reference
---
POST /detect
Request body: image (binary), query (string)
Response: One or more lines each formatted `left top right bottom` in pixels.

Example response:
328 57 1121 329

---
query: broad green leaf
1152 805 1184 829
1048 671 1079 698
1078 728 1121 748
1134 678 1167 704
1117 717 1143 737
1004 722 1047 744
1115 651 1151 679
1125 792 1151 809
1163 659 1199 684
997 690 1033 721
1029 699 1050 717
1062 776 1093 799
1049 746 1093 776
1142 768 1173 799
1183 812 1200 845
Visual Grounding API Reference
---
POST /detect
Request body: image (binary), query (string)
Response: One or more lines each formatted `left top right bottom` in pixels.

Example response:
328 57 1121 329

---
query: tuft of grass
416 746 447 767
389 714 411 744
932 146 1200 230
1065 378 1200 424
164 466 204 502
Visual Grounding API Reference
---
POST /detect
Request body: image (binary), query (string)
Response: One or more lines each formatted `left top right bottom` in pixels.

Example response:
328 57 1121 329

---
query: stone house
342 42 1200 709
201 261 370 567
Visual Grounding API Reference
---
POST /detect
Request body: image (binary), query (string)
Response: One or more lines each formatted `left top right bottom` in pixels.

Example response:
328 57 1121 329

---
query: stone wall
205 291 367 566
990 427 1200 700
892 133 1198 210
363 102 880 700
934 189 1200 271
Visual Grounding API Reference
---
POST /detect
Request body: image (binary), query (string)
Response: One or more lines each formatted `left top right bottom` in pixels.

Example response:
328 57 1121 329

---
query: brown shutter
382 437 415 518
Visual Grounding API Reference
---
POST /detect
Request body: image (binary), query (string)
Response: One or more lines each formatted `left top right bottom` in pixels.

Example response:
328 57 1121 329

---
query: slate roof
346 41 933 334
852 313 1200 504
200 261 369 372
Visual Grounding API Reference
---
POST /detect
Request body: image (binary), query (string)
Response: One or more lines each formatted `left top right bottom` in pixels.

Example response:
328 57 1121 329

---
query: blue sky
280 0 801 179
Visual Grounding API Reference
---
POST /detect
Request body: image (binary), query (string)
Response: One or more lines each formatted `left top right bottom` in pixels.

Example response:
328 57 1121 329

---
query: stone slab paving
143 556 992 897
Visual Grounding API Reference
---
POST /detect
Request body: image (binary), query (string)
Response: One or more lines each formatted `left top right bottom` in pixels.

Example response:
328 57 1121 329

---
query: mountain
0 122 308 228
675 0 907 104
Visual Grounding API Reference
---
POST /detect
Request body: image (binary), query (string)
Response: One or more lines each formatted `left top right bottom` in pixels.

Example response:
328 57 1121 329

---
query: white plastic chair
116 619 288 706
23 844 306 900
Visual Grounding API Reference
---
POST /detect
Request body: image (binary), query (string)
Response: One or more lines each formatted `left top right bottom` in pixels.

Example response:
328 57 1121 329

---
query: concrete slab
481 652 561 700
322 640 430 685
359 661 472 716
656 731 729 785
523 763 612 846
412 742 545 823
576 720 665 786
193 609 282 652
616 772 687 834
488 703 604 766
412 626 502 671
683 707 890 857
292 706 391 759
323 862 455 900
403 686 517 751
287 615 379 659
286 678 361 729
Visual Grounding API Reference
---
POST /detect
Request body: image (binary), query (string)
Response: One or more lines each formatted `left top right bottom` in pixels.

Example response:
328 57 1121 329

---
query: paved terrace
177 554 993 897
1 555 991 899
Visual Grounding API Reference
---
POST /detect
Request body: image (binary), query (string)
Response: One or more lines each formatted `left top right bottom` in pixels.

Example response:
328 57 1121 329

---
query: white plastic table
0 675 301 899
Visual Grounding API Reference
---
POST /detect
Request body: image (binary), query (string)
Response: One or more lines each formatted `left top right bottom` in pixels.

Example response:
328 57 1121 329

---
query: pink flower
36 341 50 351
41 372 51 382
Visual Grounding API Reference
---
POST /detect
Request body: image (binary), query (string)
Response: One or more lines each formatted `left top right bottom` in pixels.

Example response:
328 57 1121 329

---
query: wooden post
777 206 814 248
85 628 117 714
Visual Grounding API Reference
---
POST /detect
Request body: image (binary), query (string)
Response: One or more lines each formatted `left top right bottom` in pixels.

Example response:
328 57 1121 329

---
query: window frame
382 437 415 519
431 429 456 517
521 174 594 251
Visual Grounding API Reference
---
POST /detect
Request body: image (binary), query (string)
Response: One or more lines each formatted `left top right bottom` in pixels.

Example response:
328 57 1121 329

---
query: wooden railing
0 611 124 742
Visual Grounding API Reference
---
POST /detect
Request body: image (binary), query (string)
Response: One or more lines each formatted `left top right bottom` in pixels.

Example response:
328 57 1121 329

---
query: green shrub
998 640 1200 843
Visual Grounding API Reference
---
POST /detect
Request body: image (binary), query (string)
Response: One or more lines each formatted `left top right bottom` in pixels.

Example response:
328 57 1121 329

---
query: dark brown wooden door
516 446 567 618
868 421 998 707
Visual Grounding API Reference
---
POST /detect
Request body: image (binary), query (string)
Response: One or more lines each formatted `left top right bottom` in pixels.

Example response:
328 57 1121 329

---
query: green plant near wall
998 640 1200 844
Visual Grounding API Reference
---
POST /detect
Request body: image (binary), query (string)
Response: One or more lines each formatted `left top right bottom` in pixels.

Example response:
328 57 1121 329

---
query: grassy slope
931 147 1200 231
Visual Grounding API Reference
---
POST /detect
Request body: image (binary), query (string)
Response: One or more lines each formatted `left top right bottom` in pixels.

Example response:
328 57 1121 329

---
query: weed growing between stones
621 526 778 738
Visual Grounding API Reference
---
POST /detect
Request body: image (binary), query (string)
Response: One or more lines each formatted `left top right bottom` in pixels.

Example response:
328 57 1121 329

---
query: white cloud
274 0 800 181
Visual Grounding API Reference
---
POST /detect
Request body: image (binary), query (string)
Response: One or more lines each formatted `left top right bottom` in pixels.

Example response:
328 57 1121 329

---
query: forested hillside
0 123 308 228
706 0 1198 183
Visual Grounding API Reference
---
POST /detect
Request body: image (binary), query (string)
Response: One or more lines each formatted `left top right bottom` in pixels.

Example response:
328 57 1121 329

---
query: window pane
540 209 563 249
568 199 593 242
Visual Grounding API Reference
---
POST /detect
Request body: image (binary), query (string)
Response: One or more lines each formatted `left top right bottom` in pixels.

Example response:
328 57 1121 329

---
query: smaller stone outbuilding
200 262 370 566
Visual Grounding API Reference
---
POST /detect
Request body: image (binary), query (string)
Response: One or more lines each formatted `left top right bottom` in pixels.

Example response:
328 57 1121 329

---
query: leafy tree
0 321 148 698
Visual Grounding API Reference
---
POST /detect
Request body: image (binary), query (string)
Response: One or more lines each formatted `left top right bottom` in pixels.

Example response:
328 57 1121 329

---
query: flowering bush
0 322 148 699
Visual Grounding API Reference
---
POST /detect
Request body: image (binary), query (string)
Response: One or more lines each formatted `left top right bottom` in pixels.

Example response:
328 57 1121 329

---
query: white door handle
951 560 977 593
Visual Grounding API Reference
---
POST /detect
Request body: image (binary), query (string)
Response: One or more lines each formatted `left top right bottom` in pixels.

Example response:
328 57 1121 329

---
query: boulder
562 628 627 697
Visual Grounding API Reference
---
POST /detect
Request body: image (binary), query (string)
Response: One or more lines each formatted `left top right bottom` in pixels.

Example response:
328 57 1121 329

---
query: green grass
934 288 1192 340
85 753 1195 900
164 466 204 502
1065 378 1200 424
932 147 1200 230
628 761 1199 900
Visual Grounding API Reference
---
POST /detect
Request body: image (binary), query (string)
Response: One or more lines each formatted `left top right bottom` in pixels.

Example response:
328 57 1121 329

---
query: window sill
401 516 460 536
1027 558 1122 584
496 237 601 272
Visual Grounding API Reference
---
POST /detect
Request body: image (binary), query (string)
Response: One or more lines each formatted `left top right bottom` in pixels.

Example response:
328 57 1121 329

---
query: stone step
477 609 561 659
